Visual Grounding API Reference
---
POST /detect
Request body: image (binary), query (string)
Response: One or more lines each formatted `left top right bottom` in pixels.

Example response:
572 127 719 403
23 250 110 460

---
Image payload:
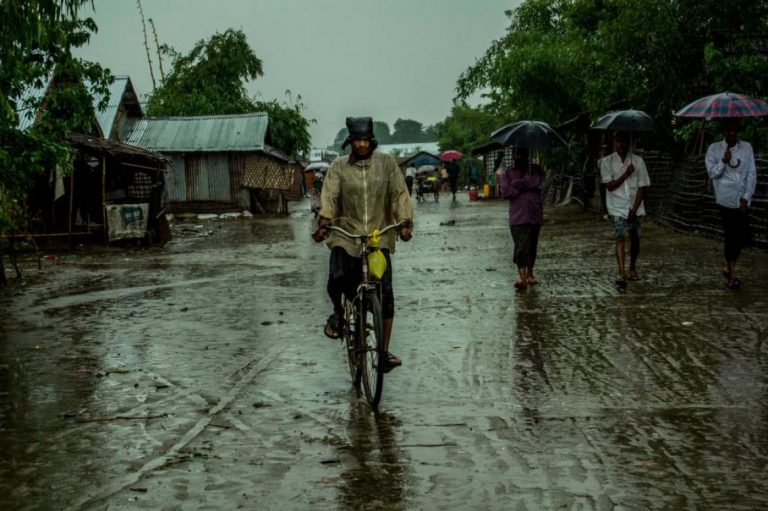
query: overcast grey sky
75 0 520 147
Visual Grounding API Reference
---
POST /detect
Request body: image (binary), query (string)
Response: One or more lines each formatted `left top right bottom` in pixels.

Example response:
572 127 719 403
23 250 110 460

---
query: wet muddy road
1 197 767 510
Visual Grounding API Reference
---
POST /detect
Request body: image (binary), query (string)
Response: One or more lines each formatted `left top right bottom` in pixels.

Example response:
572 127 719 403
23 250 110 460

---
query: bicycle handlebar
322 221 405 240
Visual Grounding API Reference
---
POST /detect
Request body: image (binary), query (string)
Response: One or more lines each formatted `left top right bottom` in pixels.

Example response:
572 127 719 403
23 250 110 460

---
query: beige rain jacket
319 151 414 256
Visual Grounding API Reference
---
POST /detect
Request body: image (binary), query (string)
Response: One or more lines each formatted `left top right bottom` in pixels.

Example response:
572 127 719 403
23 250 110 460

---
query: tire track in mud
66 345 288 511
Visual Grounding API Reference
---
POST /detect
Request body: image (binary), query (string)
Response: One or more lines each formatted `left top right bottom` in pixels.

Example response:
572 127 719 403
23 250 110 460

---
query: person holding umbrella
600 131 651 289
500 146 544 290
705 119 757 289
491 120 567 290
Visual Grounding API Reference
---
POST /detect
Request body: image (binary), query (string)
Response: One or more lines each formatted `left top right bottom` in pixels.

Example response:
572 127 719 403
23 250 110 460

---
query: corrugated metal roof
123 112 269 152
91 75 139 137
16 74 53 130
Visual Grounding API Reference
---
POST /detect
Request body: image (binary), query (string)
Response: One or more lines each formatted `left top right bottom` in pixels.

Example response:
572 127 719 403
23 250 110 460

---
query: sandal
323 314 341 339
381 351 402 373
514 281 527 291
527 277 539 286
615 278 628 290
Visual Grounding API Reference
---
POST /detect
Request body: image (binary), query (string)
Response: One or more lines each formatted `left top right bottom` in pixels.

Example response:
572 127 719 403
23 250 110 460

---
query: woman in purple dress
500 147 544 290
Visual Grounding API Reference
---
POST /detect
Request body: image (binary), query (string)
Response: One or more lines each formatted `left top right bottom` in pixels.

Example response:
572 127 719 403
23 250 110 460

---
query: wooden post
102 154 107 244
68 165 75 245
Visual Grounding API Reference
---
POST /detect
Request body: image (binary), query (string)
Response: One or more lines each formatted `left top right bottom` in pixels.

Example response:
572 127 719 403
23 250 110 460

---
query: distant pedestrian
446 160 460 201
705 119 756 290
500 147 544 290
493 152 505 197
469 165 479 188
405 163 416 196
600 131 650 290
309 169 324 217
487 171 496 198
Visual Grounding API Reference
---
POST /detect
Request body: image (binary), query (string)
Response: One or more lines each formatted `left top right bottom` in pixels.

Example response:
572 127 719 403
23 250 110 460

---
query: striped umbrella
675 92 768 119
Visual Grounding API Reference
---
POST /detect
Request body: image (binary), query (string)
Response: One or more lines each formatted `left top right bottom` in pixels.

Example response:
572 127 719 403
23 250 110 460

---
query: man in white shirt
600 132 651 289
705 120 756 289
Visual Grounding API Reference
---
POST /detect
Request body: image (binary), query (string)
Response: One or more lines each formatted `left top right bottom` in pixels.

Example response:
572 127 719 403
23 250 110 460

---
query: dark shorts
328 246 395 319
611 216 642 241
718 206 750 262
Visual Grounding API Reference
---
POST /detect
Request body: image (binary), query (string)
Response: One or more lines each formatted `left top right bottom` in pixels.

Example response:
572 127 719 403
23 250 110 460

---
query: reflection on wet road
1 198 766 509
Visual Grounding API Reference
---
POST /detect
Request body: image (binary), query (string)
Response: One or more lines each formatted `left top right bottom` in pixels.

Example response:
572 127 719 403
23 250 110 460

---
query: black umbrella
490 120 567 149
591 109 654 132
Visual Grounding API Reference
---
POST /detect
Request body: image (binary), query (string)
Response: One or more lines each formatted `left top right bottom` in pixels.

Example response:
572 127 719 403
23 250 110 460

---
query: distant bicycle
416 174 439 203
321 221 404 408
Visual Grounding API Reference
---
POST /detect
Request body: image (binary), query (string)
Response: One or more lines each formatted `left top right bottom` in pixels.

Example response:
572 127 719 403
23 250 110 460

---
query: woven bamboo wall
242 154 294 191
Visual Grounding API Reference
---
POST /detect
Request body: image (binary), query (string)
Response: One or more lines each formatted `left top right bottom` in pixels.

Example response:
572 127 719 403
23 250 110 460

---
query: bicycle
321 221 404 408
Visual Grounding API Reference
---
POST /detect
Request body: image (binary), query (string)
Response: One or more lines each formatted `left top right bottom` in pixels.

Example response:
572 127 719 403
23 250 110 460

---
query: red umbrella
675 92 768 120
439 150 463 161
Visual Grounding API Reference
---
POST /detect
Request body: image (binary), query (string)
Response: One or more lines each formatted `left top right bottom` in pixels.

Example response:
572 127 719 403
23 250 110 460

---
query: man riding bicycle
313 117 413 371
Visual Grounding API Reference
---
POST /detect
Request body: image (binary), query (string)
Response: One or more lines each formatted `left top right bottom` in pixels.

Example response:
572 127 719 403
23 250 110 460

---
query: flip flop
323 314 341 339
381 351 402 373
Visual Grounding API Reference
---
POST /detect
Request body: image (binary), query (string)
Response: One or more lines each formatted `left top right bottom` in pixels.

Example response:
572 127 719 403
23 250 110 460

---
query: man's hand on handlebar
399 220 413 242
312 216 331 242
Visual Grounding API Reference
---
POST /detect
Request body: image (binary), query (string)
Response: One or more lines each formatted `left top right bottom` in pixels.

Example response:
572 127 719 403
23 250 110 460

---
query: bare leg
383 318 401 365
383 318 393 352
527 266 538 284
515 267 528 289
615 239 627 280
628 228 640 278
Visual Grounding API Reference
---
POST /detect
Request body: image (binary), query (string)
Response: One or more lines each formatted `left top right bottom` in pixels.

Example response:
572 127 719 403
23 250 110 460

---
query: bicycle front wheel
343 298 362 389
359 292 385 408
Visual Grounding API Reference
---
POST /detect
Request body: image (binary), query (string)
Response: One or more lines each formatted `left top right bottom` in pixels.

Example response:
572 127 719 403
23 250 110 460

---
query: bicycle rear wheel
359 292 385 407
343 298 362 389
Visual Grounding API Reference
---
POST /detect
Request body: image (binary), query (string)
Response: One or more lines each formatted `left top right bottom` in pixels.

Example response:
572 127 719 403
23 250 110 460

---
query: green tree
373 121 392 143
146 28 311 157
329 127 348 152
1 0 111 242
254 91 312 158
423 124 439 141
391 118 426 143
456 0 768 150
435 103 504 156
146 29 262 116
456 0 587 125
